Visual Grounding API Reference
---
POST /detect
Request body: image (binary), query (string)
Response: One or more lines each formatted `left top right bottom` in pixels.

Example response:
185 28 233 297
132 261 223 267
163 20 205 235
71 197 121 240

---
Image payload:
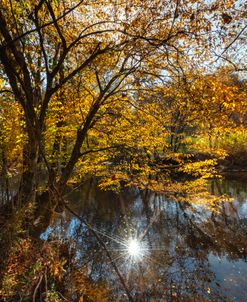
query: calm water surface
41 175 247 302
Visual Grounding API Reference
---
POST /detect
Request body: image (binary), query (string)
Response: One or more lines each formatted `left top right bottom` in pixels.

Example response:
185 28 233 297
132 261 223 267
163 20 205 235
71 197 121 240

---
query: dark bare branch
219 24 247 57
45 0 67 49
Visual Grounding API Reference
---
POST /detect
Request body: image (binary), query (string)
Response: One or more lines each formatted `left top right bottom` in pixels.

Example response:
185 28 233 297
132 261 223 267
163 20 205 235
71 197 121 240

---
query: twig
219 24 247 58
0 89 14 95
44 267 48 300
33 274 43 302
63 203 134 302
57 291 70 301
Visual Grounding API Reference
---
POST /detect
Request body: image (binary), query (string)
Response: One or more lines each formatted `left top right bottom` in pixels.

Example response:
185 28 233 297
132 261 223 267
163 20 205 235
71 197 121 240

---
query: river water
41 174 247 301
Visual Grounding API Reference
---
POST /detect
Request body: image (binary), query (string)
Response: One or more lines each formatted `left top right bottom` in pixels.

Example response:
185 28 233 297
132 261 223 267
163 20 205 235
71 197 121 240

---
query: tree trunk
18 135 40 205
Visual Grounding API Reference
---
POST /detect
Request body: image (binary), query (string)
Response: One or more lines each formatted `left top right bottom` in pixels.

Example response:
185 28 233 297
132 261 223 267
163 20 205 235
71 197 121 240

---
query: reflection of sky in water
39 177 247 302
209 254 247 301
40 225 53 240
41 217 85 239
239 199 247 217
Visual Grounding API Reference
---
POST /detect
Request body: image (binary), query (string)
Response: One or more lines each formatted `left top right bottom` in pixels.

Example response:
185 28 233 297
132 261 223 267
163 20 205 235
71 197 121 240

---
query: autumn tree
0 0 245 206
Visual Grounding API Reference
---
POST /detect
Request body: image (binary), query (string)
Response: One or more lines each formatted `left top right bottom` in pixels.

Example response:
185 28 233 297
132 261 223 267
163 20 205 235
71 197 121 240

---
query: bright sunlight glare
127 239 141 257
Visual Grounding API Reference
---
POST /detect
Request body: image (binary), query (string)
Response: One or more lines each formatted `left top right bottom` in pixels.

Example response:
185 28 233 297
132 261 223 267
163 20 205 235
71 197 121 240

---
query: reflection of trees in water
210 176 247 203
120 192 220 302
40 180 247 301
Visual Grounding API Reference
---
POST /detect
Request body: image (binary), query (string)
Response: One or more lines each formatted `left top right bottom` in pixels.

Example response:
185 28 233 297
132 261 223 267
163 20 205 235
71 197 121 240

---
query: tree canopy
0 0 246 203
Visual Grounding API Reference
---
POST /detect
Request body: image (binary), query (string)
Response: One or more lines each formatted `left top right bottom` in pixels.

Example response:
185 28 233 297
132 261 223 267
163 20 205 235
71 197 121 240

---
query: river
40 174 247 302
